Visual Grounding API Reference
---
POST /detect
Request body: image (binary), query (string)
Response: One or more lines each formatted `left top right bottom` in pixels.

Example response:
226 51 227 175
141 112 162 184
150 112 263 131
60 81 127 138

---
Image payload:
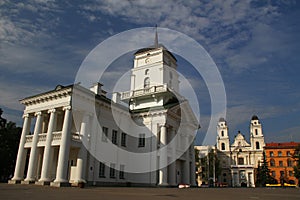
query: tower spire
154 25 158 48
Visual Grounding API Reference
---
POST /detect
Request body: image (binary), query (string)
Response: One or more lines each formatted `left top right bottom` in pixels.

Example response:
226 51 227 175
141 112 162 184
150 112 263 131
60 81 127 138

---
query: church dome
219 117 226 122
251 115 259 120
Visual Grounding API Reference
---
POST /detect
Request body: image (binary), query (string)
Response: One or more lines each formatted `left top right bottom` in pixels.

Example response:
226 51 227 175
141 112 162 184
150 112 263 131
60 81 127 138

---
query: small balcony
120 84 168 100
24 131 81 147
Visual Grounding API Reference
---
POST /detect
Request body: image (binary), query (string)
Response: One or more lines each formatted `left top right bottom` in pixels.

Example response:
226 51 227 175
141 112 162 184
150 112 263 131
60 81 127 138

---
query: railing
120 84 168 100
25 135 33 143
25 131 81 145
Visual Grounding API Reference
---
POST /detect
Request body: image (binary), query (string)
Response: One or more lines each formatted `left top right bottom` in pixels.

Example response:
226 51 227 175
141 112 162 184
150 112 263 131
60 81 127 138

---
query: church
216 116 265 187
8 35 199 187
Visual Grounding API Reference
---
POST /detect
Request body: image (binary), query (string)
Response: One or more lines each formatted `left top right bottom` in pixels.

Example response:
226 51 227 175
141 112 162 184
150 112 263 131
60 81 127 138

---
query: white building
9 38 199 187
216 116 265 187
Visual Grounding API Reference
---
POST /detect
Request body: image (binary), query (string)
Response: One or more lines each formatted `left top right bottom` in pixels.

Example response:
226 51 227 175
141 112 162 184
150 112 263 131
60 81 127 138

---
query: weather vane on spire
154 24 158 48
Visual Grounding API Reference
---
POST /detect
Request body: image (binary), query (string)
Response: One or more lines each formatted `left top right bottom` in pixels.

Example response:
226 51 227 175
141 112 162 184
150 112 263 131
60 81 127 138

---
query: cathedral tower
217 118 230 151
250 115 265 150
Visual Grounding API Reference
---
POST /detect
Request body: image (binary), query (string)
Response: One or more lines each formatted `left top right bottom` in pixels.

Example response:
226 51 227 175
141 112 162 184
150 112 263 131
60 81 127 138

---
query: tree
293 145 300 186
255 151 277 187
0 109 22 182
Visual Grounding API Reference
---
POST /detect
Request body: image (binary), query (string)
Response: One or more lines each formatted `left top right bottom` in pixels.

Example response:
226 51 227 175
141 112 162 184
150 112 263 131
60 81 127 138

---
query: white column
75 114 89 183
54 106 72 183
39 109 57 182
183 136 190 184
159 125 168 186
25 112 43 182
11 114 31 181
168 130 176 186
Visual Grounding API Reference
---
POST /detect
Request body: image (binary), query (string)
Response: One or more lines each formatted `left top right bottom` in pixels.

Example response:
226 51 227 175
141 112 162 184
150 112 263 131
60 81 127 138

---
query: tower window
255 141 260 149
255 129 258 135
221 143 225 150
145 69 149 75
221 130 224 137
144 77 150 88
138 133 145 147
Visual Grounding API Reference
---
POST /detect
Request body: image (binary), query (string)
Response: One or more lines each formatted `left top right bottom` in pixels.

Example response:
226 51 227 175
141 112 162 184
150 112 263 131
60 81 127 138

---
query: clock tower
122 30 181 110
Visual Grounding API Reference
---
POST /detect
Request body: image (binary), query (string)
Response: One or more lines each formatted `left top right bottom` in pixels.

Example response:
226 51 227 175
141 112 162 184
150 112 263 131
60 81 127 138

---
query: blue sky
1 0 300 145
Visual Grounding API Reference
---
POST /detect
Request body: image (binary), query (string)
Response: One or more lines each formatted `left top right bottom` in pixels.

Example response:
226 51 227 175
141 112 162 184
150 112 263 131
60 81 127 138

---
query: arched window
255 129 258 135
221 143 225 150
270 159 275 167
145 69 149 75
144 77 150 88
256 141 260 149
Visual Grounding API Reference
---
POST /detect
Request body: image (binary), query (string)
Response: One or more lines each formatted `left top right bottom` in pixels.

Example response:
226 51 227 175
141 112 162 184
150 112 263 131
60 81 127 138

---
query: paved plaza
1 184 300 200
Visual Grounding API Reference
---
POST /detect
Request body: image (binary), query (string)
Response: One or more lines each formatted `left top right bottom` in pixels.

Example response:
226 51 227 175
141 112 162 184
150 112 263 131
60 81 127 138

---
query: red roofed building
264 142 300 185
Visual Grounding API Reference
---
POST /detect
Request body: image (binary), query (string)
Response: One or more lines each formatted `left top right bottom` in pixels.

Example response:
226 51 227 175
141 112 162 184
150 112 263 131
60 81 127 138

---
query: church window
102 127 108 142
110 163 116 178
138 133 145 147
144 77 150 88
99 162 106 178
270 159 275 167
238 157 244 165
255 129 258 135
145 69 149 75
221 143 225 150
255 141 260 149
278 151 282 157
221 130 224 137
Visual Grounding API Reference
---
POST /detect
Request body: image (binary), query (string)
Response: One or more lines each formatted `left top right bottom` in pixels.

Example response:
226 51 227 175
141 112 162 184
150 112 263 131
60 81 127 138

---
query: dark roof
219 117 226 122
134 45 177 61
251 115 259 120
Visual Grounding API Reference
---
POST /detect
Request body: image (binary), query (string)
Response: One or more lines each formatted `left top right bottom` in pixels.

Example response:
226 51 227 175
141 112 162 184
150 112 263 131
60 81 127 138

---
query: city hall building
9 39 199 187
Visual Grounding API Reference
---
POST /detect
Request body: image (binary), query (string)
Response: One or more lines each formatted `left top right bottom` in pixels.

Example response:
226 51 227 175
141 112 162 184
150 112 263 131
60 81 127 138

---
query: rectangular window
287 151 291 156
278 151 282 157
270 151 274 157
271 171 276 177
110 163 116 178
119 164 125 179
138 133 145 147
99 162 106 178
121 132 127 147
279 161 283 167
112 130 118 145
289 171 293 177
280 171 284 177
102 127 108 142
238 157 244 165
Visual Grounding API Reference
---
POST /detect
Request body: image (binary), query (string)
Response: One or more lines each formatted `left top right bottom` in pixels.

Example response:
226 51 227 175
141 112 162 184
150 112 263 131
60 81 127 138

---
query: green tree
0 109 22 182
256 151 276 187
293 145 300 186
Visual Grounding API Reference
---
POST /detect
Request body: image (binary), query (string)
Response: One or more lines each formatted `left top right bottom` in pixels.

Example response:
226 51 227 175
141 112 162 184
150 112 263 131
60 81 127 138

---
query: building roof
265 142 300 149
134 44 177 61
251 115 259 120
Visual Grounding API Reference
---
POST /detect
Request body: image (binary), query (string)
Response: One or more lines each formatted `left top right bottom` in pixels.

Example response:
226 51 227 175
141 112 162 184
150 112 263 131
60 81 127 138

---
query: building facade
215 116 265 187
9 40 199 187
264 142 300 185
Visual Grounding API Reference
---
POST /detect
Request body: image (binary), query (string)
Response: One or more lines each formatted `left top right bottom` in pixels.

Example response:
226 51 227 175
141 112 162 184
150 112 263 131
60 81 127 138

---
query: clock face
145 58 150 63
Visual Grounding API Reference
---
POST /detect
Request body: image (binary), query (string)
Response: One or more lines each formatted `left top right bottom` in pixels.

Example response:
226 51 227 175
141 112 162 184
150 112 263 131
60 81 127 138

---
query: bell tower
217 118 230 151
250 115 265 150
125 29 180 110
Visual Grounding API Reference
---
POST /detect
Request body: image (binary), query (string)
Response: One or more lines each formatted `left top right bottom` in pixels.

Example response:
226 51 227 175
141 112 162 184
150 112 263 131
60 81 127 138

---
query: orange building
264 142 300 185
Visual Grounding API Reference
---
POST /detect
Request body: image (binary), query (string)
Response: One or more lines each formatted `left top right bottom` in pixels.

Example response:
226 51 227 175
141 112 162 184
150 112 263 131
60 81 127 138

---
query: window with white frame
112 130 118 145
102 127 108 142
110 163 116 178
99 162 105 178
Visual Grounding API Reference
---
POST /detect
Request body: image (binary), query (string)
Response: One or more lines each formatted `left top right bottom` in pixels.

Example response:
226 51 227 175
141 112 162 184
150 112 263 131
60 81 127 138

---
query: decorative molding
22 113 30 118
48 108 56 114
63 106 71 111
34 111 42 116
